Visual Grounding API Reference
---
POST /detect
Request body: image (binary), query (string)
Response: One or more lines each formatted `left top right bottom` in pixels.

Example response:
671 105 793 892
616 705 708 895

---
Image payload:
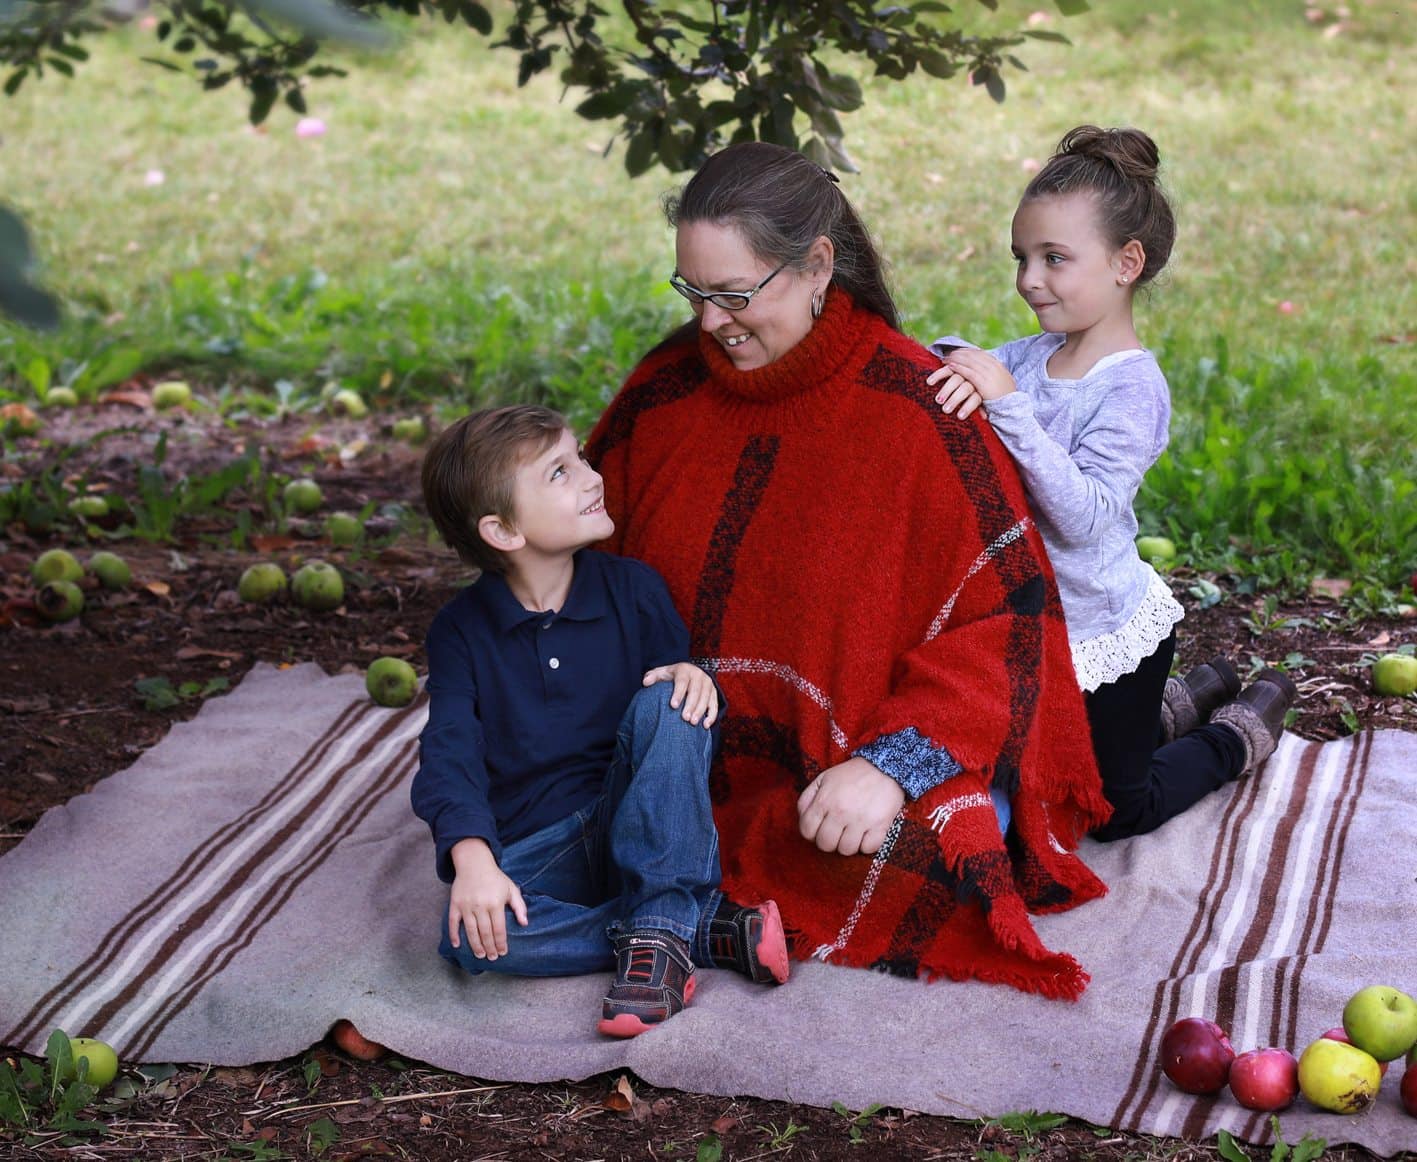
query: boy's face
503 427 615 559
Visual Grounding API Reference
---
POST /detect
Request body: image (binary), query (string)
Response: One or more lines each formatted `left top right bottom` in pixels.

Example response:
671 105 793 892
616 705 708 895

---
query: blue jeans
439 682 723 977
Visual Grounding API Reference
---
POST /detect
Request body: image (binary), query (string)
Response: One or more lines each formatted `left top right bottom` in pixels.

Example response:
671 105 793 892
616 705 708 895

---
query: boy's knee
627 681 679 724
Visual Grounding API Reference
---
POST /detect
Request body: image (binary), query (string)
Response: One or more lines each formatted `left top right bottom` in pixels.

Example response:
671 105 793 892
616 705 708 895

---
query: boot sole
597 973 697 1038
755 900 791 985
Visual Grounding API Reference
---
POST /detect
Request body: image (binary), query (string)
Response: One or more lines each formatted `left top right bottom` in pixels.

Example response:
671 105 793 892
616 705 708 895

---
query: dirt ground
2 398 1414 1160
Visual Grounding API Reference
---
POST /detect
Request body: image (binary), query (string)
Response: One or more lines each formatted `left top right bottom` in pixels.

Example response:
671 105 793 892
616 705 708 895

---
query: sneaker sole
597 974 697 1038
756 899 791 985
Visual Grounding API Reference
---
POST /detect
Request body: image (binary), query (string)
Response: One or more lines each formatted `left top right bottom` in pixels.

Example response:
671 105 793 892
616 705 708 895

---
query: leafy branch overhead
3 0 1087 175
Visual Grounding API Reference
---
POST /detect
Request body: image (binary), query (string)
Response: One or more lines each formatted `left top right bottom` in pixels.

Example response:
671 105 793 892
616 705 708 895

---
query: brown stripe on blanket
123 743 420 1059
1111 758 1270 1129
79 703 419 1046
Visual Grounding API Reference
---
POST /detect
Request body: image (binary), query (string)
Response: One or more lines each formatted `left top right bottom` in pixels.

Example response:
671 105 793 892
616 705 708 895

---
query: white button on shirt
548 658 560 669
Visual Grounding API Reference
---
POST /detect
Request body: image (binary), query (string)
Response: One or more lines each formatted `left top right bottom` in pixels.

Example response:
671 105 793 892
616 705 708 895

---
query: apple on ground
392 416 426 444
32 548 84 585
1228 1047 1299 1112
292 560 344 611
366 657 418 707
36 580 84 622
0 401 42 436
1372 653 1417 698
1297 1037 1382 1113
1342 984 1417 1061
1136 535 1177 564
68 494 109 519
331 1019 386 1061
283 478 324 514
45 386 79 408
1322 1027 1390 1075
151 380 192 410
325 511 362 547
1159 1017 1235 1095
330 389 368 419
238 563 288 604
66 1037 120 1088
89 550 132 590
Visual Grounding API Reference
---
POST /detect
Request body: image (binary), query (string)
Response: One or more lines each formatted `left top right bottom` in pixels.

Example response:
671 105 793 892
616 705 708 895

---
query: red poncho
586 291 1112 999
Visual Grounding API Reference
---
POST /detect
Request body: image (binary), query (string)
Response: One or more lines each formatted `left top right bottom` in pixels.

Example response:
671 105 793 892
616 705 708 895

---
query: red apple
1323 1026 1390 1076
330 1019 387 1062
1160 1017 1236 1095
1228 1047 1299 1111
1402 1065 1417 1117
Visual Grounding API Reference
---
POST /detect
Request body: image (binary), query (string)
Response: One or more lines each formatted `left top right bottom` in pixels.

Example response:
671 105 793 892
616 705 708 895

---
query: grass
1 0 1415 593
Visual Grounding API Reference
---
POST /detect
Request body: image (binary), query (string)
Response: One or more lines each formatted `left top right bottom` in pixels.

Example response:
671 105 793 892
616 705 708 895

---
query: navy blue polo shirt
411 549 689 883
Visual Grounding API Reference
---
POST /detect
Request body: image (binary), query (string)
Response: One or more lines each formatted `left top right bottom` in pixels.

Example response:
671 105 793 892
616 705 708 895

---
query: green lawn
2 0 1415 594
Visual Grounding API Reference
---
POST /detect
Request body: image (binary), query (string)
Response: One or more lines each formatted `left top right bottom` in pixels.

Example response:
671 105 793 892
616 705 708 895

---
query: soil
2 397 1414 1161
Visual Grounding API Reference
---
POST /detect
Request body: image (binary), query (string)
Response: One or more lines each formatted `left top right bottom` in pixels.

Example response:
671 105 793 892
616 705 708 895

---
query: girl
926 125 1296 840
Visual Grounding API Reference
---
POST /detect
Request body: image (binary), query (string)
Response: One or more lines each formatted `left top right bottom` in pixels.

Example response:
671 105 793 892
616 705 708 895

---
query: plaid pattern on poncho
586 291 1113 999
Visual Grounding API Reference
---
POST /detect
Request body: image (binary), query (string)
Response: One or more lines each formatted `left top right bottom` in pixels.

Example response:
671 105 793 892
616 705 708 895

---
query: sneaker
1210 667 1299 774
1160 655 1242 743
707 898 790 984
597 929 696 1038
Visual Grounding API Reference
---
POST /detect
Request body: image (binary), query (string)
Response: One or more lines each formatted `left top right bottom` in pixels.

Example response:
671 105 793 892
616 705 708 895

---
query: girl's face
1010 193 1135 336
674 221 827 371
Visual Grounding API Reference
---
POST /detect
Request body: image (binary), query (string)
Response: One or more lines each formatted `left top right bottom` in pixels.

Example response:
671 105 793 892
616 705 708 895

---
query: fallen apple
36 580 84 622
1402 1063 1417 1117
283 478 324 514
1322 1027 1390 1075
0 401 42 436
238 562 288 604
65 1036 120 1088
292 560 344 611
1298 1037 1381 1113
89 550 132 590
1159 1017 1235 1095
151 380 192 410
1228 1047 1299 1111
1136 535 1177 564
330 388 368 419
331 1019 387 1062
1343 984 1417 1061
1372 654 1417 698
32 547 84 585
325 511 362 547
45 386 79 408
68 494 109 519
366 656 417 707
392 416 427 444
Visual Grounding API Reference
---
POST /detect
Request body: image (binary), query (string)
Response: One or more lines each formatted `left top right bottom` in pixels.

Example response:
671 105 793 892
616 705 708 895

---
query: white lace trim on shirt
1070 569 1185 693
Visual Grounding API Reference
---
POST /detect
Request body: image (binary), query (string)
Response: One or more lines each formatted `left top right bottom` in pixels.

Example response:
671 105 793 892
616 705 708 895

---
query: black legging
1086 631 1246 842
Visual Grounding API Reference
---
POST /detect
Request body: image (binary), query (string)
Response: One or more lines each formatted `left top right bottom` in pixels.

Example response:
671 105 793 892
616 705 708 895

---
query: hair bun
1056 124 1160 183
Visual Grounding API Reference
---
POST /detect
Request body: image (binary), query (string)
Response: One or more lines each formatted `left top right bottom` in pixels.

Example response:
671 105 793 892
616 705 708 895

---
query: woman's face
674 221 823 371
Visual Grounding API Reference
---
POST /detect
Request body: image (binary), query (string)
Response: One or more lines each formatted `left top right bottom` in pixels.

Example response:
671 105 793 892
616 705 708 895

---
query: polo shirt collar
481 550 609 632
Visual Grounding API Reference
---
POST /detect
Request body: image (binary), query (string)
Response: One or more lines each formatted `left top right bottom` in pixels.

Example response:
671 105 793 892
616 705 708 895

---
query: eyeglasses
669 261 789 311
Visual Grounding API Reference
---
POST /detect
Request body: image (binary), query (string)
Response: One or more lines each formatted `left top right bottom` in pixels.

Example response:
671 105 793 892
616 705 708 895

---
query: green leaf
1216 1129 1252 1162
135 677 182 712
1053 0 1090 13
460 1 493 34
694 1134 723 1162
307 1116 340 1154
44 1030 73 1103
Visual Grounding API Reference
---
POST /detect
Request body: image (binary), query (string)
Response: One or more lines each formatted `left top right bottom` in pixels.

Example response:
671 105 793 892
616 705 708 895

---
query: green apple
392 416 427 444
68 494 109 519
1297 1037 1381 1113
1372 654 1417 698
1343 985 1417 1061
60 1036 119 1088
151 380 192 410
89 550 132 590
32 548 84 585
325 511 362 547
1136 535 1177 563
330 388 368 419
37 579 84 622
365 656 418 707
45 386 79 408
292 560 344 611
283 478 324 514
237 562 288 603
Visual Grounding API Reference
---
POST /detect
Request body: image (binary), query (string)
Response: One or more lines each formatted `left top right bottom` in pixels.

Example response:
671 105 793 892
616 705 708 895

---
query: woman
586 142 1112 999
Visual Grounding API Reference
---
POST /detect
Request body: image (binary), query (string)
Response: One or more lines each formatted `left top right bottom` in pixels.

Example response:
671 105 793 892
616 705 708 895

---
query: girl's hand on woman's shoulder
926 348 1016 419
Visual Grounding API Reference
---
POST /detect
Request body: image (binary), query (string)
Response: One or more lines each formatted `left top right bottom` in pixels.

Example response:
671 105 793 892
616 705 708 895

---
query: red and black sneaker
597 929 697 1038
708 898 790 985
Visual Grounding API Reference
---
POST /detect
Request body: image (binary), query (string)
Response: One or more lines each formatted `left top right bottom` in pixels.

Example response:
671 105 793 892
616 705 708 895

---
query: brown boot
1210 668 1299 773
1160 656 1242 743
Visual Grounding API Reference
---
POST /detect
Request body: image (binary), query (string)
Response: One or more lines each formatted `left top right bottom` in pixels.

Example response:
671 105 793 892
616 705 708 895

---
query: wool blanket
1 663 1414 1156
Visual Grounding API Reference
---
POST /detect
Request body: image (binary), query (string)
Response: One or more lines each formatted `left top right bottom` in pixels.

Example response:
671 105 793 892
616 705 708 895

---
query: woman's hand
643 662 720 727
448 837 528 960
797 757 905 856
926 348 1017 419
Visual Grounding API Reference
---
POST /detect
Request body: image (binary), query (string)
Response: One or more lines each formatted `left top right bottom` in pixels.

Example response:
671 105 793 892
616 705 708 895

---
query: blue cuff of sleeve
856 727 963 801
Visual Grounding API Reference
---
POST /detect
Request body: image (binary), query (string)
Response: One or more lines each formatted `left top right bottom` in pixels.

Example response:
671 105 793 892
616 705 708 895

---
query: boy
412 405 789 1038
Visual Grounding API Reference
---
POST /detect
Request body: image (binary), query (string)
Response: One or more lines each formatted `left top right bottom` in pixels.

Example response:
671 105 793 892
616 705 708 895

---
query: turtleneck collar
695 288 869 403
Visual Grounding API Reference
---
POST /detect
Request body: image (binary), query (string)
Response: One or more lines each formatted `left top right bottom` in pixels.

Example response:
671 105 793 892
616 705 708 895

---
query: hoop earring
810 289 824 319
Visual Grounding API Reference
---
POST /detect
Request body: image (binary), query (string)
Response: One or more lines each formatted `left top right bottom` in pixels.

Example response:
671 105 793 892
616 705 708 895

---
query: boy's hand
448 837 528 961
925 348 1016 419
796 757 905 857
642 662 719 728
